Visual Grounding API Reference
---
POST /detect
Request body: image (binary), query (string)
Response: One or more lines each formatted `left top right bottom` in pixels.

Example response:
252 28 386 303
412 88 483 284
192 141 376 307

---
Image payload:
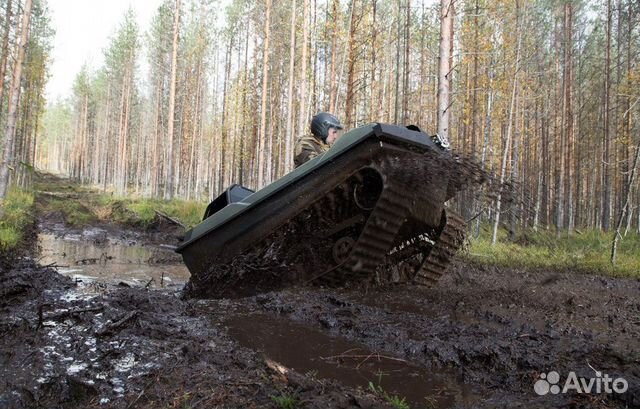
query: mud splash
226 313 483 408
38 230 189 288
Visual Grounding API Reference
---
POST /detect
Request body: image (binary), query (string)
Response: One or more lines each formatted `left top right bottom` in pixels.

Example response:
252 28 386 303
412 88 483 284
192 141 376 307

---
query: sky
45 0 164 101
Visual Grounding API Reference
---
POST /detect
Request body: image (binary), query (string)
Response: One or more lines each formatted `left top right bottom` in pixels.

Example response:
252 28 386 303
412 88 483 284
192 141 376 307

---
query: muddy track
1 177 638 408
3 240 639 408
241 261 640 408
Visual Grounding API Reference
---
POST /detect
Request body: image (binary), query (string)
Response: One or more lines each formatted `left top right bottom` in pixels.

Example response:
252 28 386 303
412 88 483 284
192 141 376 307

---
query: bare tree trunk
611 140 640 264
257 0 272 188
0 0 12 113
475 70 493 237
328 0 339 112
564 2 574 233
345 0 358 127
402 0 410 124
602 0 612 230
394 0 401 123
220 36 233 192
492 2 522 245
297 0 309 135
285 0 296 172
0 0 32 200
370 0 377 120
470 0 478 155
164 0 180 200
436 0 454 144
151 77 161 197
509 101 520 240
102 86 111 193
239 23 250 186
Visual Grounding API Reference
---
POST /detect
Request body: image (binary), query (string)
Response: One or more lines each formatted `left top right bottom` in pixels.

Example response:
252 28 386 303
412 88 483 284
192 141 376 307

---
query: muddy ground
1 186 639 408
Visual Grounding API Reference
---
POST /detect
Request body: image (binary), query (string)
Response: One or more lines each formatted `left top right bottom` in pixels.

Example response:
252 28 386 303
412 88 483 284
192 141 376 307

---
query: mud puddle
38 230 189 288
348 290 508 332
226 313 482 408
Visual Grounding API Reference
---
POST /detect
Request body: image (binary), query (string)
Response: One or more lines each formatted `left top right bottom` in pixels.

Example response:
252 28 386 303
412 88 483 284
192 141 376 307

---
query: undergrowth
466 224 640 278
88 195 202 228
270 393 300 409
368 382 410 409
0 187 35 250
35 175 204 229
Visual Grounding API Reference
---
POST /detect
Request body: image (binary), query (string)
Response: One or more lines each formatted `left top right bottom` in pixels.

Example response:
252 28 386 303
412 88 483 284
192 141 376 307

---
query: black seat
203 184 255 220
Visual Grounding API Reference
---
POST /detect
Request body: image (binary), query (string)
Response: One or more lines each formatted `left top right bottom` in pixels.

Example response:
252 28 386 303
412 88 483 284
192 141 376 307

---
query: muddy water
38 231 189 288
226 313 482 408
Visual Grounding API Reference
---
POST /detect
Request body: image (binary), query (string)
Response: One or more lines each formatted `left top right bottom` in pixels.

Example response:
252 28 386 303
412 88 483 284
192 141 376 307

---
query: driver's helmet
310 112 343 142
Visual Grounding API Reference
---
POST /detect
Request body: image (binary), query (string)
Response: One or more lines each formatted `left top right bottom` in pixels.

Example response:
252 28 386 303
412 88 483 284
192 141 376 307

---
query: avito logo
534 370 628 395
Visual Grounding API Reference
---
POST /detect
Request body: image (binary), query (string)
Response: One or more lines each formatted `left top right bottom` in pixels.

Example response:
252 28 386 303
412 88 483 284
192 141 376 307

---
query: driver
293 112 344 168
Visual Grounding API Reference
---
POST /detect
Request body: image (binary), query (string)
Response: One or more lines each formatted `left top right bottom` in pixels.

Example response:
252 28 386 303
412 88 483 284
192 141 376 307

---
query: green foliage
368 382 410 409
45 197 95 227
94 196 202 228
467 225 640 278
35 175 204 230
0 188 35 250
270 393 300 409
0 227 21 249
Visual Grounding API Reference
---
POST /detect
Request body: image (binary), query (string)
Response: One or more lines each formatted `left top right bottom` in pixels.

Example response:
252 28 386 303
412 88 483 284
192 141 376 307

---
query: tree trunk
0 0 12 113
491 1 522 245
611 140 640 264
394 0 401 123
328 0 339 112
0 0 32 200
370 0 377 119
402 0 410 124
564 2 574 232
345 0 358 127
602 0 612 230
436 0 453 144
257 0 272 188
285 0 296 172
164 0 180 200
297 0 309 136
220 35 233 192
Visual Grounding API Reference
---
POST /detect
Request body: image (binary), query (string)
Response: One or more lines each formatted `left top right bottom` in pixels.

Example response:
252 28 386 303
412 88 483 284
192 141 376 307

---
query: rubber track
317 158 465 288
339 183 413 282
413 211 465 287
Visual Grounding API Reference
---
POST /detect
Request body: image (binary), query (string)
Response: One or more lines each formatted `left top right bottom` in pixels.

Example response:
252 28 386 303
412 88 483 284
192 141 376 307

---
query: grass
270 393 300 409
89 195 203 229
465 224 640 278
0 187 35 250
368 382 410 409
44 196 95 226
32 173 207 229
121 198 203 228
34 175 206 229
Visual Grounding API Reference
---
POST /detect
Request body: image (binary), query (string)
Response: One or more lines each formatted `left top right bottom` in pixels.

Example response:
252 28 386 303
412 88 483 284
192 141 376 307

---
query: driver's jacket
294 134 329 168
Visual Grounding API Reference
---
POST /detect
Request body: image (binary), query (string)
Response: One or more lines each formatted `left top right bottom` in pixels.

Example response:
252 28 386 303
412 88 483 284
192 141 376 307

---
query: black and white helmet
310 112 343 142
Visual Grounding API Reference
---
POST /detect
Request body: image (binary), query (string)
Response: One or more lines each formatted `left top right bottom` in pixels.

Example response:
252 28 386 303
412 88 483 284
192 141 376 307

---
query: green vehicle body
177 123 463 297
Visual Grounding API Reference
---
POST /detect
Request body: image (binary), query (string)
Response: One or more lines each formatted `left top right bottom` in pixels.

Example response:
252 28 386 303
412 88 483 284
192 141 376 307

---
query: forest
0 1 639 408
0 0 636 237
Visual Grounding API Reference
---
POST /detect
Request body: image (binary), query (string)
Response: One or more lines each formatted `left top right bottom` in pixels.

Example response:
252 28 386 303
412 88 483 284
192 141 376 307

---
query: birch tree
436 0 453 144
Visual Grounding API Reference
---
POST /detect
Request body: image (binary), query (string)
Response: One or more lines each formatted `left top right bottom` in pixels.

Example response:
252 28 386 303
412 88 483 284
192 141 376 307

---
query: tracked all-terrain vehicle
177 123 466 298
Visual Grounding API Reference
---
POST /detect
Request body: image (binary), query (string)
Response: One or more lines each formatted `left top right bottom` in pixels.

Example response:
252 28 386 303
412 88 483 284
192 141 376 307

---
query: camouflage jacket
294 134 329 168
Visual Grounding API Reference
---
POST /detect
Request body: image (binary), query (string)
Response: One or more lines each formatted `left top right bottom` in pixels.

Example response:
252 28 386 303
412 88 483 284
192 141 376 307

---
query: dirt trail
1 178 638 408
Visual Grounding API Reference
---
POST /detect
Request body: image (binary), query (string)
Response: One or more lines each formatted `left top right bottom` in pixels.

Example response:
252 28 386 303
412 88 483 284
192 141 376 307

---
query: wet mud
225 313 482 408
1 177 639 408
38 231 189 288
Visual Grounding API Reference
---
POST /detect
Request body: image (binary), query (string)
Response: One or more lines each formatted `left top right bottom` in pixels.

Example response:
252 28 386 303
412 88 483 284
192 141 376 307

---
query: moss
466 225 640 278
45 197 95 227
